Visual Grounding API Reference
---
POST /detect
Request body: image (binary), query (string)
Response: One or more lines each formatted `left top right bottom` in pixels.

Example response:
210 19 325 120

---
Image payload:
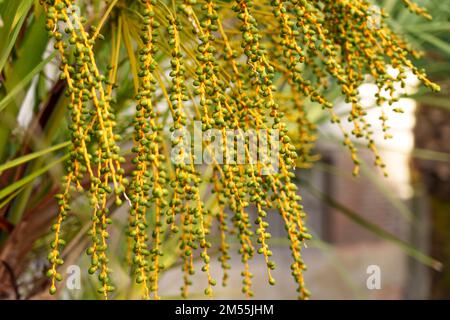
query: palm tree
0 0 446 299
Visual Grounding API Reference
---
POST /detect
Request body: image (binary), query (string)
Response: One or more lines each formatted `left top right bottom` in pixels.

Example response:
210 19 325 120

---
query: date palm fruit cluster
41 0 439 299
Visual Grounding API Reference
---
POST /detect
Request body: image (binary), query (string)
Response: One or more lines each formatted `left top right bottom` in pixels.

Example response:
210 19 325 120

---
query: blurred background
0 0 449 300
